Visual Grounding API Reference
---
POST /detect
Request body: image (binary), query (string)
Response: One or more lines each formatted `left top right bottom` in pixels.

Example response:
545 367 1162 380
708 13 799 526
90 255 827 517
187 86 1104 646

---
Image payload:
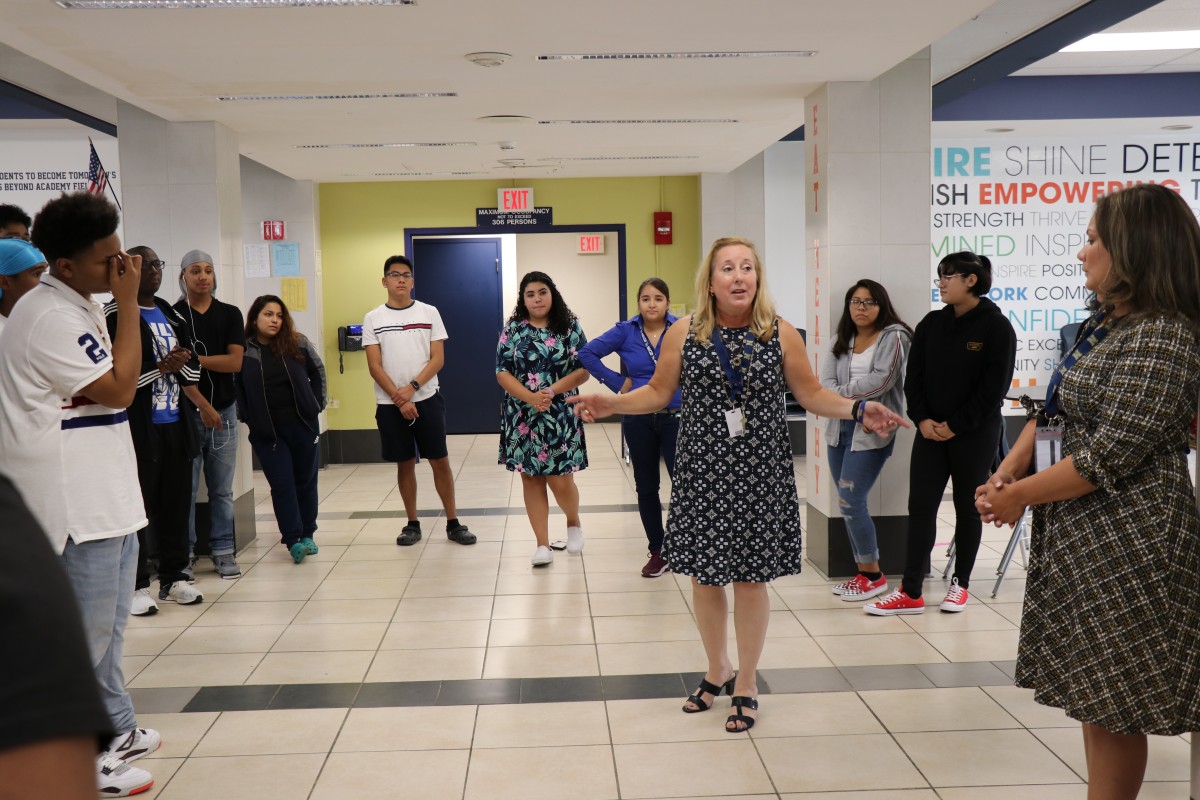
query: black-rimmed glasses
848 299 878 309
385 271 413 281
142 259 166 272
933 273 963 286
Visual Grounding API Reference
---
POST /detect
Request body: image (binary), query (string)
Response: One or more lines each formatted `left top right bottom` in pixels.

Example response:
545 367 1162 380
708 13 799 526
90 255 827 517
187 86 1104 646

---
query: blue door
410 237 504 434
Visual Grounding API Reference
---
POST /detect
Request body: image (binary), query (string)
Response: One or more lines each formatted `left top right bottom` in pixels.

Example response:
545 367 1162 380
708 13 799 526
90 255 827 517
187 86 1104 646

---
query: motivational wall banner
0 128 120 219
930 134 1200 395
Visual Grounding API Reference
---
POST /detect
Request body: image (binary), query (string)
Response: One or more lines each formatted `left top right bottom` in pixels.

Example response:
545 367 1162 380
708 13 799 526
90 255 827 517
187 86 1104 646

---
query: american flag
87 141 109 197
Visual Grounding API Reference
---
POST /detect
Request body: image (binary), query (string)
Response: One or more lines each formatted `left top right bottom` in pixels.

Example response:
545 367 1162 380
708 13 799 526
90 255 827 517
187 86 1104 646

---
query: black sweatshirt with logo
904 297 1017 435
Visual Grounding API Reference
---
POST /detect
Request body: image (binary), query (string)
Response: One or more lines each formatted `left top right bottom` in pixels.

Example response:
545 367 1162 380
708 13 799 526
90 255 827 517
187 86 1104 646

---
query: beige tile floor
110 423 1190 799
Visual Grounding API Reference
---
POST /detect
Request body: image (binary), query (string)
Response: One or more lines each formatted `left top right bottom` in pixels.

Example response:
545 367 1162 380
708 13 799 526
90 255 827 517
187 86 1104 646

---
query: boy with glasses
105 245 206 616
364 255 475 547
0 203 32 240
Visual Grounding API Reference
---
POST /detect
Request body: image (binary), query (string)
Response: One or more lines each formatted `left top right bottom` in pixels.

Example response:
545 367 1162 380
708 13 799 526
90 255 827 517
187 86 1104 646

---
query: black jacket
235 336 327 442
103 296 201 460
904 297 1016 435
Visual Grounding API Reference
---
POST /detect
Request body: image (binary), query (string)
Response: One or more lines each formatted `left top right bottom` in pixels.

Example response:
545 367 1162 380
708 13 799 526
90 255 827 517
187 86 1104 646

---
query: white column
804 48 931 578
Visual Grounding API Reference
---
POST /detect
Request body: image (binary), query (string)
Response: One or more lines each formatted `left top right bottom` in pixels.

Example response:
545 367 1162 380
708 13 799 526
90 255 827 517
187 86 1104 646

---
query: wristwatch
409 380 420 391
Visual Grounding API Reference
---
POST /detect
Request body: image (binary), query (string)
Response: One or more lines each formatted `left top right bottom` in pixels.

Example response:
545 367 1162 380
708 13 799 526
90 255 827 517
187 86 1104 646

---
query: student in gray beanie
174 249 246 580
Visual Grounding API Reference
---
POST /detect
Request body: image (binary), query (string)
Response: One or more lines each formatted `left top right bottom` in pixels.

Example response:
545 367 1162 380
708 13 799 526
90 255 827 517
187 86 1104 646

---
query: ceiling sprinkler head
498 140 517 150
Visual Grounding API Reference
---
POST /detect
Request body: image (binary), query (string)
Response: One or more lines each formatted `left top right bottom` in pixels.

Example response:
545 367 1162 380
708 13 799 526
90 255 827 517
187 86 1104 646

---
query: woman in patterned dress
496 271 590 567
977 184 1200 799
570 238 906 732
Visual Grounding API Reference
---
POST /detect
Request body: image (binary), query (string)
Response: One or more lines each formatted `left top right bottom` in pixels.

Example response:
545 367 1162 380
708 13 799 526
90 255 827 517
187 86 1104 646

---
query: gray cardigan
819 323 911 451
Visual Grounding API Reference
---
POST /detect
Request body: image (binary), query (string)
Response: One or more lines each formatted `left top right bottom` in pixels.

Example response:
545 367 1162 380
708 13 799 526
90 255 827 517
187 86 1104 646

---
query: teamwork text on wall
930 135 1200 393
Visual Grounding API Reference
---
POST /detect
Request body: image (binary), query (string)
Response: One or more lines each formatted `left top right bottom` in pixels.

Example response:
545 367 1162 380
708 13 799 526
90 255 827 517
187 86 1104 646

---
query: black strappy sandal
681 675 735 713
726 696 759 732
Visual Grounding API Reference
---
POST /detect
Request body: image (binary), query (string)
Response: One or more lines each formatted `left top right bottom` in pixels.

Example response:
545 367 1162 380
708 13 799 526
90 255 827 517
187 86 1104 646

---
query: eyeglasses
142 259 166 272
0 232 30 242
934 273 963 286
848 299 878 309
385 271 413 281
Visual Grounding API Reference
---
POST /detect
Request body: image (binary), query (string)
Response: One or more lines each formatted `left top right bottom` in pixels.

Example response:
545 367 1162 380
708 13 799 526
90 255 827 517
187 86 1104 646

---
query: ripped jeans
825 419 896 564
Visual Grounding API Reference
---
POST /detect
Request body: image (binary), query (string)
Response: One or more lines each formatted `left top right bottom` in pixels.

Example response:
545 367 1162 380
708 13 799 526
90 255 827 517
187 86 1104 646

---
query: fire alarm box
654 211 673 245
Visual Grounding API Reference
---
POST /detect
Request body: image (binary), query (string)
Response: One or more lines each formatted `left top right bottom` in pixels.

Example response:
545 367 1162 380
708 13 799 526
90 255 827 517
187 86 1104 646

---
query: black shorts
376 391 449 462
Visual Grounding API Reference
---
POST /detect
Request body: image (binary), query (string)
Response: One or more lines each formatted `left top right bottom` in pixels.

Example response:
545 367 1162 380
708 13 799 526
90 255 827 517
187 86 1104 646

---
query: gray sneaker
182 553 197 583
212 553 242 580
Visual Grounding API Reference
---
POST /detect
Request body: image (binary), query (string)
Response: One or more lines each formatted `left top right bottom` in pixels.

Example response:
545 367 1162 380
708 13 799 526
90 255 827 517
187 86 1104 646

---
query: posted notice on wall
243 243 271 279
271 241 301 277
931 133 1200 394
280 277 307 311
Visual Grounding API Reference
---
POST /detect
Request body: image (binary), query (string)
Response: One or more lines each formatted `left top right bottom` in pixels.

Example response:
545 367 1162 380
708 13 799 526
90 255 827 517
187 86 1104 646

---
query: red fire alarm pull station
653 211 673 245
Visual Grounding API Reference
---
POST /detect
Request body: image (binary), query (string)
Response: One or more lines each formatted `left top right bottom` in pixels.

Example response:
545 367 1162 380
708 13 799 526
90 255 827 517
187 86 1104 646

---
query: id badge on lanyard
724 407 746 438
1033 424 1063 473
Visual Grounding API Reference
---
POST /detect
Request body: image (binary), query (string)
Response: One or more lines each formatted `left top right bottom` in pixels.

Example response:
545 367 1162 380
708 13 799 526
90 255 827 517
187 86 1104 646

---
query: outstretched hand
568 393 614 423
861 401 910 434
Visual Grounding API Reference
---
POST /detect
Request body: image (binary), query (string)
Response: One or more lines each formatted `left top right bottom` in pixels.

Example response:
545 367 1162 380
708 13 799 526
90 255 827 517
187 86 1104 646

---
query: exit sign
498 187 533 212
577 234 605 254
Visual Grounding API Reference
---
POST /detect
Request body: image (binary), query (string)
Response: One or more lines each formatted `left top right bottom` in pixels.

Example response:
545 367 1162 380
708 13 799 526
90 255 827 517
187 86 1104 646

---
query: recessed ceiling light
1062 30 1200 52
538 51 816 61
541 156 700 161
465 52 512 67
477 115 532 124
985 127 1015 133
1162 124 1193 131
218 92 454 101
539 119 736 125
296 141 475 149
59 0 413 7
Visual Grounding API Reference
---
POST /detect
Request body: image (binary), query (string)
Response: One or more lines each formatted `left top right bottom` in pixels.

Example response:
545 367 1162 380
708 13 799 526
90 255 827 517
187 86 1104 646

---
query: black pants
902 416 1001 597
252 418 320 547
623 411 679 552
135 420 194 590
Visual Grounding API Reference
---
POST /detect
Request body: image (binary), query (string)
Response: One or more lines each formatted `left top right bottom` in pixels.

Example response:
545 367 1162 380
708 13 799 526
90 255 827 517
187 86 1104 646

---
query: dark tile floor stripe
168 663 1015 713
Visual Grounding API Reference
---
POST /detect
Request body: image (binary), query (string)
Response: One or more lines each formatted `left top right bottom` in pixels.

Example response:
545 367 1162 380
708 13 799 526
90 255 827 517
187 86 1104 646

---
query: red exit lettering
501 189 530 210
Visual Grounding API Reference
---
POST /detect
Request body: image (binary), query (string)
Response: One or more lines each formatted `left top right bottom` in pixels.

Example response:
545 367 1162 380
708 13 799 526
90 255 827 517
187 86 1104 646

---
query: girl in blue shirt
580 278 682 577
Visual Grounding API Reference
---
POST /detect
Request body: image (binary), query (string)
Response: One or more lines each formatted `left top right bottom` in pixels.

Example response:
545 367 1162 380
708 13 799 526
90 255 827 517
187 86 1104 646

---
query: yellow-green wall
319 175 700 430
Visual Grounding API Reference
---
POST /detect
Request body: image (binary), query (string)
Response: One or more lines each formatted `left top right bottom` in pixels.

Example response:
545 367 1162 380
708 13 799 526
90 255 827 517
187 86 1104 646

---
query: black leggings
902 416 1000 597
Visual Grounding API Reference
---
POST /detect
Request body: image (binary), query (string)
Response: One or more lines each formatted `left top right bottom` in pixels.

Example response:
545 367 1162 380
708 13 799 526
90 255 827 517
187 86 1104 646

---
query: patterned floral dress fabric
663 322 803 585
495 318 589 476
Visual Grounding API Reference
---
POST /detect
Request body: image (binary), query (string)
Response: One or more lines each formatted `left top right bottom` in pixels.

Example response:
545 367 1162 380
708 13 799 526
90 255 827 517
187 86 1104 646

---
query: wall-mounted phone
336 324 364 373
338 324 363 352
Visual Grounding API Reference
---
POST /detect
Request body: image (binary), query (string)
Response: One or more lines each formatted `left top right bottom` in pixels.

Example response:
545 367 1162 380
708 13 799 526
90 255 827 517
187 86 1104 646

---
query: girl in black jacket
866 252 1016 616
235 295 327 564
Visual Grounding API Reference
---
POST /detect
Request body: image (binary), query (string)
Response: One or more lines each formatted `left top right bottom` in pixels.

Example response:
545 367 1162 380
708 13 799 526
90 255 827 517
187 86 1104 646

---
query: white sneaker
566 526 584 554
107 727 162 763
159 581 203 605
130 587 158 617
531 545 554 566
96 753 153 797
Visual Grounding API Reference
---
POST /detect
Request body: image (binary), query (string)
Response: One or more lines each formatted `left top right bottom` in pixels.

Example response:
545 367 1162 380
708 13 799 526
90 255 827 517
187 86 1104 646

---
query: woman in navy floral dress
496 271 589 566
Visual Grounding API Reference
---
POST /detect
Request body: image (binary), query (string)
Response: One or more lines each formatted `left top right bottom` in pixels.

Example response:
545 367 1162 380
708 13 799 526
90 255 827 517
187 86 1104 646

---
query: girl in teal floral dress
496 271 590 566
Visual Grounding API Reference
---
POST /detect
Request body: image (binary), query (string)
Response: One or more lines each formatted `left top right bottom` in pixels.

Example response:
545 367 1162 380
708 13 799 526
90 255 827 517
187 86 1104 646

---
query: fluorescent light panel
296 142 474 148
539 119 736 125
539 51 815 61
59 0 413 7
342 171 485 176
543 155 700 161
1062 30 1200 52
219 92 454 101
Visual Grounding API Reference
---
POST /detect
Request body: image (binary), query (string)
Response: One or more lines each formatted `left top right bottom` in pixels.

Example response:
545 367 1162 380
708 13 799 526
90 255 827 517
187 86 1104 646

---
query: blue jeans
60 533 138 735
189 403 239 556
623 411 679 552
252 419 320 547
825 419 895 564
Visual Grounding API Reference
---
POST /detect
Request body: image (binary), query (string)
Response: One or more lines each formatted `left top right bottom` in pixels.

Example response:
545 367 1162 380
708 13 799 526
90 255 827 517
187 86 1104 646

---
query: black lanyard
710 327 756 405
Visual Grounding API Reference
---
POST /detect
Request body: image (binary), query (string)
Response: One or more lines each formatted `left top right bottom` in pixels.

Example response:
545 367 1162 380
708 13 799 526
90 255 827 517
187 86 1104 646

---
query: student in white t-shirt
0 192 162 797
363 255 475 547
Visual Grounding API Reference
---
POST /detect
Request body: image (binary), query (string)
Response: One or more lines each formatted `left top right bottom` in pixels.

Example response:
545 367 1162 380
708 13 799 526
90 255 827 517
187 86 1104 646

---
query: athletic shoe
300 537 319 555
566 526 584 554
940 578 969 612
182 556 196 584
838 573 889 602
531 545 554 566
641 550 669 578
159 581 203 605
96 753 153 797
290 541 308 563
107 728 161 763
130 587 158 617
212 553 242 579
864 588 925 616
